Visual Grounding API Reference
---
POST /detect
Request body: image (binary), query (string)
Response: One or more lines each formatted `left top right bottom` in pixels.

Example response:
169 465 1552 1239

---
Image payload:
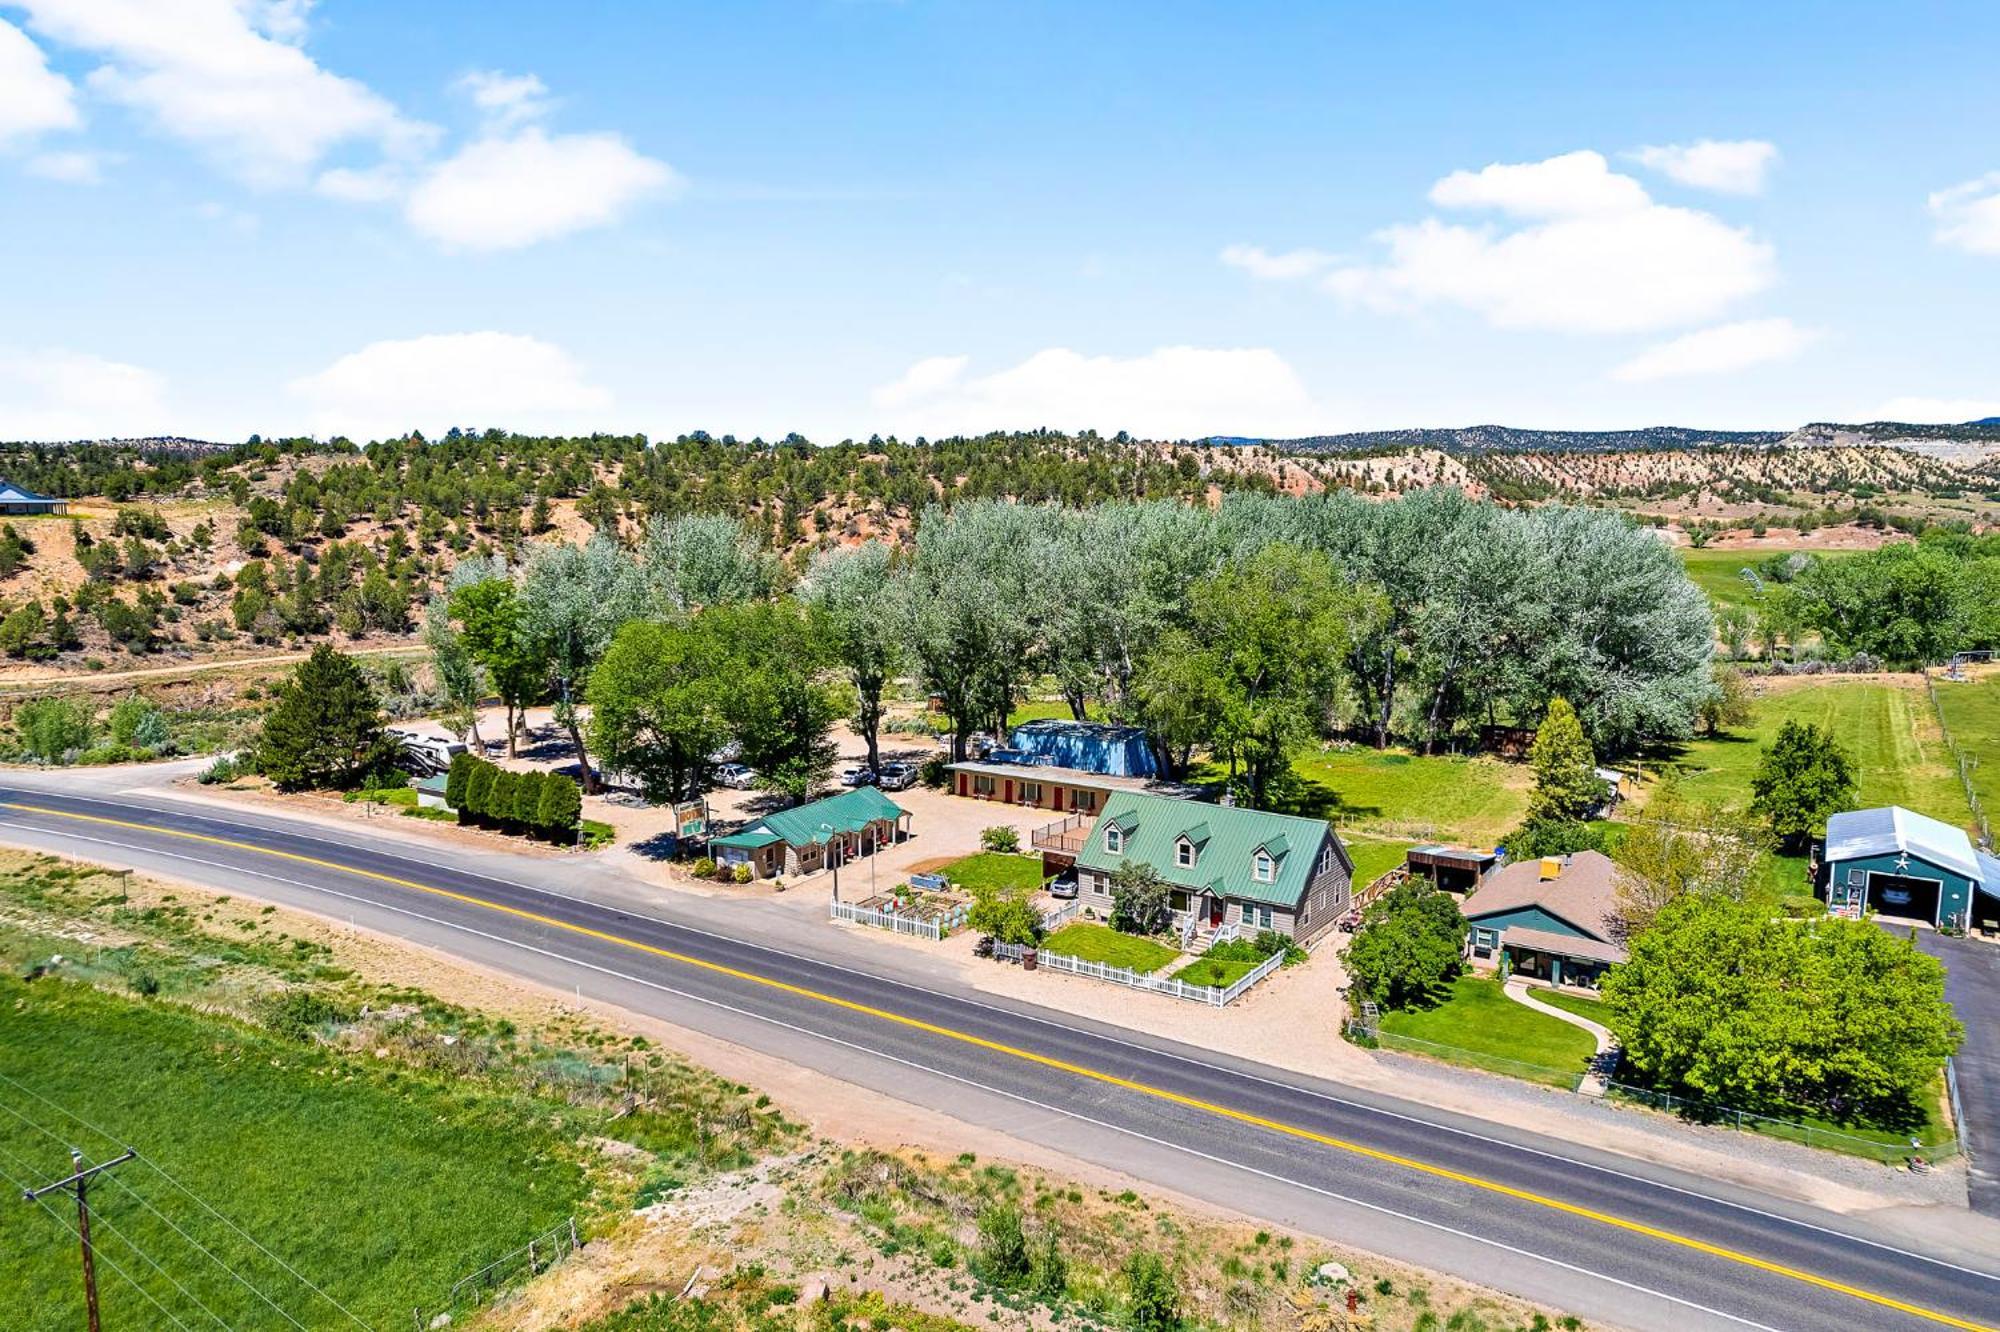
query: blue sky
2 1 1998 444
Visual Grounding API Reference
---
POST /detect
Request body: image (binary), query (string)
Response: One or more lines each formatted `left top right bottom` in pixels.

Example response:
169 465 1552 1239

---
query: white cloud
403 127 678 251
24 148 104 183
1219 244 1340 281
1930 173 2000 256
289 331 613 440
313 162 402 202
456 69 552 129
1312 149 1774 334
16 0 432 185
0 17 79 144
870 346 1322 440
0 348 168 442
1610 318 1814 382
1428 149 1649 218
1631 140 1778 195
1870 397 2000 424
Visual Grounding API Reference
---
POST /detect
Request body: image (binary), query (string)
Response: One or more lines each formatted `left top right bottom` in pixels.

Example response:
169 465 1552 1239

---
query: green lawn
1376 977 1596 1088
1168 956 1259 988
0 978 590 1331
1535 988 1610 1026
1041 922 1180 973
1666 677 1969 831
940 851 1046 893
1204 746 1528 845
1344 838 1414 891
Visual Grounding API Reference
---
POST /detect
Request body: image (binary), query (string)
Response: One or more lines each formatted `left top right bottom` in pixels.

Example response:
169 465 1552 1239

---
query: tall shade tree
423 594 484 751
586 618 732 805
639 514 777 612
801 541 902 775
520 535 646 792
1749 719 1858 853
1781 543 1967 668
448 575 544 758
902 501 1038 760
256 645 388 791
1139 543 1370 807
713 601 843 804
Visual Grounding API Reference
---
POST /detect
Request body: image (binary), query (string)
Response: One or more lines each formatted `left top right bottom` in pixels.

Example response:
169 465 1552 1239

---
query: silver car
714 763 758 790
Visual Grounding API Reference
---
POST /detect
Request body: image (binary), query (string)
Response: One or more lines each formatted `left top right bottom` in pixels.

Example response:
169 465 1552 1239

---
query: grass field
0 853 791 1332
939 851 1045 893
1376 977 1597 1088
1676 547 1851 611
1235 746 1528 845
1929 670 2000 823
0 978 591 1331
1042 922 1180 973
1667 677 1969 829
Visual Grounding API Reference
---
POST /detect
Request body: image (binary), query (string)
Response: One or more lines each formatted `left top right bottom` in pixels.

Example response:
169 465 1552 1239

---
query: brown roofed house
1460 850 1628 989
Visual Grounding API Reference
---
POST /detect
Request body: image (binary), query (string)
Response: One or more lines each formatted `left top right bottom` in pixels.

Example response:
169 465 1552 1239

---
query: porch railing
1031 812 1092 854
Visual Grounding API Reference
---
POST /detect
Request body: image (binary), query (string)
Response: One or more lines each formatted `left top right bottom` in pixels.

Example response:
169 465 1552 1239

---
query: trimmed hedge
451 755 582 842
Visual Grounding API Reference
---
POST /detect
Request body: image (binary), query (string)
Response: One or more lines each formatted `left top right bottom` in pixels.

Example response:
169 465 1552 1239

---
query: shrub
1344 882 1467 1010
691 857 718 879
445 750 477 812
979 825 1021 854
512 769 545 829
580 819 615 849
108 696 163 747
197 753 247 784
732 863 753 884
13 696 93 763
256 989 355 1042
490 769 520 829
975 1202 1030 1286
1779 892 1826 918
1503 818 1606 860
536 773 583 840
967 883 1044 946
464 760 497 819
1109 860 1171 935
1123 1250 1182 1332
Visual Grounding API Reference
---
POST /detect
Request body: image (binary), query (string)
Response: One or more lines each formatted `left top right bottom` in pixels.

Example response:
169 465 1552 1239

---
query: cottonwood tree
801 541 902 775
713 601 842 804
901 501 1038 759
448 571 543 757
521 535 646 792
639 514 776 611
423 595 484 750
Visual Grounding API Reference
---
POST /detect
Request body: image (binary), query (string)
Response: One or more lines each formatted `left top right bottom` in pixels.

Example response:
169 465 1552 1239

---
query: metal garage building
1820 805 2000 932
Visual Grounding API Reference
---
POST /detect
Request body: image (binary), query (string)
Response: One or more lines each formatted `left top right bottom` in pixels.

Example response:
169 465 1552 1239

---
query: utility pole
24 1147 135 1332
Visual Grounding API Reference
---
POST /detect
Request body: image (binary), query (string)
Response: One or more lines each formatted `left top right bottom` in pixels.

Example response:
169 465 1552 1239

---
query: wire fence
1347 1022 1962 1163
414 1217 581 1330
1924 669 1992 850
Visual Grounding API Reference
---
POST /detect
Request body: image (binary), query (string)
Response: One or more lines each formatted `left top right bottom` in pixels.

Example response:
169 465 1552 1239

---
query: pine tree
1526 697 1601 825
255 645 386 791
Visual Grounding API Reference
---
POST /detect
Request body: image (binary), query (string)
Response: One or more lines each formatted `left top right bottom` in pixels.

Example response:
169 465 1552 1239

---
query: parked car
841 765 880 787
875 761 919 791
714 762 758 790
1047 872 1078 900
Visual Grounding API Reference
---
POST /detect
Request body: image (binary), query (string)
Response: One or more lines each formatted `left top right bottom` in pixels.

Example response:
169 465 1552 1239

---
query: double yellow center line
5 799 1991 1331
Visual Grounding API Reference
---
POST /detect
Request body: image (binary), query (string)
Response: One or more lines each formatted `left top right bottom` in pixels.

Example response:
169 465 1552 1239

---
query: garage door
1868 873 1941 925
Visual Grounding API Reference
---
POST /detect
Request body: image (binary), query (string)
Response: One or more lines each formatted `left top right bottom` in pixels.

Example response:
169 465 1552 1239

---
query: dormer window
1175 837 1195 868
1253 850 1274 883
1104 826 1124 854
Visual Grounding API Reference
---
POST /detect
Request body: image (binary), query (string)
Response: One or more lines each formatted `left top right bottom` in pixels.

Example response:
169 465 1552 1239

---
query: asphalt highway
3 785 1996 1332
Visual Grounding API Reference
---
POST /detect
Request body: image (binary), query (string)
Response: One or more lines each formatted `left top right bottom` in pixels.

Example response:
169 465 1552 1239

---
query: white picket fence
1040 898 1084 931
991 940 1286 1007
830 898 967 940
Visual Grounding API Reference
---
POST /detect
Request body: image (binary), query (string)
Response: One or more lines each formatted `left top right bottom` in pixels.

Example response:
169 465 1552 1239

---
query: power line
96 1172 312 1332
85 1206 234 1332
0 1152 197 1332
0 1071 373 1331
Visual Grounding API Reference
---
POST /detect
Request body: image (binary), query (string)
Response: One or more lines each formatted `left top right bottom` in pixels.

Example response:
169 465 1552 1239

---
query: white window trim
1175 837 1194 868
1104 827 1123 853
1253 851 1274 883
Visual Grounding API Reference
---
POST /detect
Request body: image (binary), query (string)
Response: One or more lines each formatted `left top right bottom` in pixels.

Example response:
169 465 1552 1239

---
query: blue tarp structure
1008 719 1160 778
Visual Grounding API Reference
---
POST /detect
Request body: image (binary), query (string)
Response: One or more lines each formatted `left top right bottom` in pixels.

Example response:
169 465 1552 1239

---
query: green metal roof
1074 791 1343 908
744 785 906 848
712 829 784 850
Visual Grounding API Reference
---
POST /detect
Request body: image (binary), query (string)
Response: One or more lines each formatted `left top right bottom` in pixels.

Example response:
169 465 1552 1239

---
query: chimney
1538 856 1563 881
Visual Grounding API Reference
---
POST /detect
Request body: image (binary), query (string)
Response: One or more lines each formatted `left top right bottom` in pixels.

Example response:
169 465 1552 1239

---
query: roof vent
1538 856 1563 881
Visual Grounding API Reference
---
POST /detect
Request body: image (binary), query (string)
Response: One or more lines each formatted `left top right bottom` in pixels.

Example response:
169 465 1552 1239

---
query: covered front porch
1496 925 1624 990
